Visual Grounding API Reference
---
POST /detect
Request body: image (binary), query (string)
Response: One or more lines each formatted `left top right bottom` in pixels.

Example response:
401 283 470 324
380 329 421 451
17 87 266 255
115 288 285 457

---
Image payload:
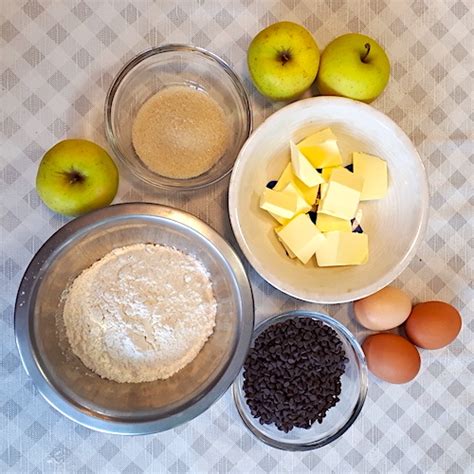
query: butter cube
260 188 298 220
282 183 312 214
316 213 352 233
297 128 343 168
318 168 363 220
274 226 296 258
276 214 325 264
316 231 369 267
320 182 328 201
268 182 312 225
321 166 342 181
353 152 388 200
269 212 289 226
320 166 343 200
274 162 318 206
290 141 325 188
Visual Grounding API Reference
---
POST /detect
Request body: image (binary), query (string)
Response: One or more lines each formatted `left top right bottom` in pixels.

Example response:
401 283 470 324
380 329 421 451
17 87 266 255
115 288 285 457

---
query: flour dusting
62 243 217 383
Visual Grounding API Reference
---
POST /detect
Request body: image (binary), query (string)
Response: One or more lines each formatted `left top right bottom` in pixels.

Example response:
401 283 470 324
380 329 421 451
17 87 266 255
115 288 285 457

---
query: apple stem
361 43 371 63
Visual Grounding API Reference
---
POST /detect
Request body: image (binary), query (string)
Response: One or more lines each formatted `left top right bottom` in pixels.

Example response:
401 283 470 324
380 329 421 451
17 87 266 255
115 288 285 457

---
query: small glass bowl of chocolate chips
233 310 368 450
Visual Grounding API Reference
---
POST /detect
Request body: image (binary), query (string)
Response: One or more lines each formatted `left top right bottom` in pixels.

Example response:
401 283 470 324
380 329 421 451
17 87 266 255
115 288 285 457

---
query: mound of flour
63 243 217 383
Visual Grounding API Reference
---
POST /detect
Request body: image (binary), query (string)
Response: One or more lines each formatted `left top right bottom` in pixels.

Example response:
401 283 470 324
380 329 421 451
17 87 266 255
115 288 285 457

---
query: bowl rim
228 96 430 304
104 44 253 190
14 203 255 435
232 310 368 451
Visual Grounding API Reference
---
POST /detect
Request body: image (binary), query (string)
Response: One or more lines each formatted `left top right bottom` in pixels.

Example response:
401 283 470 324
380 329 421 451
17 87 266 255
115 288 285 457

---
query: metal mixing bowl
15 203 254 434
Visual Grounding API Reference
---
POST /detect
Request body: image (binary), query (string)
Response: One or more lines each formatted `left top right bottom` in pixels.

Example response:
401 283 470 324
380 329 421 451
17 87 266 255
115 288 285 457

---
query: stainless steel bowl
15 203 254 434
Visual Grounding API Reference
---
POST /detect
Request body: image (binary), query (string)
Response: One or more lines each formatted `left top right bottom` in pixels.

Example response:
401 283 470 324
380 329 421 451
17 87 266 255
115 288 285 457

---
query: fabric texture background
0 1 472 472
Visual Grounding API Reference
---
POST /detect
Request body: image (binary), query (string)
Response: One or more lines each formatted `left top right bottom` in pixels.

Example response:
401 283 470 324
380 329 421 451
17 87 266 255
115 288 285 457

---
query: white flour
62 243 217 383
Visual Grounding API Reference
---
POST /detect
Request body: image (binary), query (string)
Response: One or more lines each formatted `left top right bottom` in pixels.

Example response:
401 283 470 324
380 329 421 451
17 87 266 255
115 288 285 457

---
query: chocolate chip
242 317 347 433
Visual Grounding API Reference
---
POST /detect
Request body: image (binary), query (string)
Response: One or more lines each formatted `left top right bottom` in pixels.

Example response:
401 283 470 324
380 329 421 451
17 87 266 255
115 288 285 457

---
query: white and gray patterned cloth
1 1 472 473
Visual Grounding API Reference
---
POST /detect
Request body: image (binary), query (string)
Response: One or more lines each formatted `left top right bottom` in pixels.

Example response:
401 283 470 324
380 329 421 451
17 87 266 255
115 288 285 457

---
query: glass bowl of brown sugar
105 45 252 190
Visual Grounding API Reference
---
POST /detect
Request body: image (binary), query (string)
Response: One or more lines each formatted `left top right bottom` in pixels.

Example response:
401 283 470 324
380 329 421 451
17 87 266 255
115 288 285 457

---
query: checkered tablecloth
1 1 472 472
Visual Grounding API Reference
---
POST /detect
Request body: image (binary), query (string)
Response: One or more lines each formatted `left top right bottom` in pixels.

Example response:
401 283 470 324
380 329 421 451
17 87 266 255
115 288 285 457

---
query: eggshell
405 301 462 349
362 333 420 384
354 286 412 331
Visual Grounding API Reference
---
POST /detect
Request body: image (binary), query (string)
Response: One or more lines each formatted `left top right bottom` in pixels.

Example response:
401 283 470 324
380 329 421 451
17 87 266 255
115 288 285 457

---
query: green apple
316 33 390 103
36 139 119 216
247 21 320 101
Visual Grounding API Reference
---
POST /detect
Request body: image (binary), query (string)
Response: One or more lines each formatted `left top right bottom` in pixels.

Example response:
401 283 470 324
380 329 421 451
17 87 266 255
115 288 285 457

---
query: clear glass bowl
105 45 252 190
233 310 368 450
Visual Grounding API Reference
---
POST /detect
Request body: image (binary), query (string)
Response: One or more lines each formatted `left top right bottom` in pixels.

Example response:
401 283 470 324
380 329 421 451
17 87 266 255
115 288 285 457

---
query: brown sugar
132 86 230 179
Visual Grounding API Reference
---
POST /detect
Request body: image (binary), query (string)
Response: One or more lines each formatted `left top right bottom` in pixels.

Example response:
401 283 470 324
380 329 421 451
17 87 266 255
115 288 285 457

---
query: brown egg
405 301 462 349
362 333 421 384
354 286 412 331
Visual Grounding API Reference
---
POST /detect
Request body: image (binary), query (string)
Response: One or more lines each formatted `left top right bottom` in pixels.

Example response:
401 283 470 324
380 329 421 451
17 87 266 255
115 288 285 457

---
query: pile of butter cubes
260 128 388 267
